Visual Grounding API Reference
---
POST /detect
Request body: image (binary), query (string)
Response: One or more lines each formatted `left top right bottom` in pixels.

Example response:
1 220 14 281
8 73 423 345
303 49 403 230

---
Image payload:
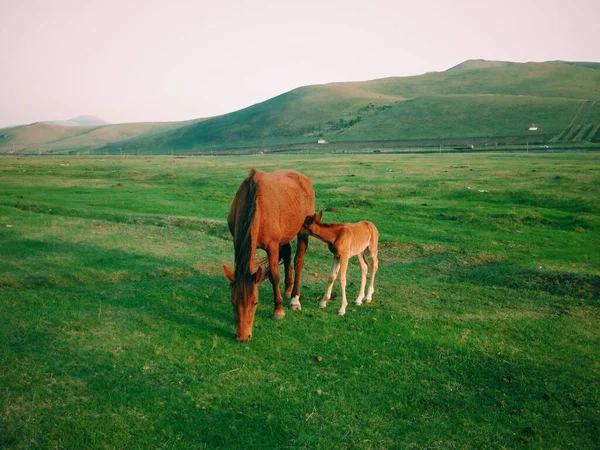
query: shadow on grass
1 236 204 289
453 260 600 301
0 278 302 447
0 327 294 448
2 292 599 448
444 189 597 215
4 200 230 239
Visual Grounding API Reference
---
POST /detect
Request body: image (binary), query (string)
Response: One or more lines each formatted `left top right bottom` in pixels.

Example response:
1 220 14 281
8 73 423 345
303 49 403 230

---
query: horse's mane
234 169 257 280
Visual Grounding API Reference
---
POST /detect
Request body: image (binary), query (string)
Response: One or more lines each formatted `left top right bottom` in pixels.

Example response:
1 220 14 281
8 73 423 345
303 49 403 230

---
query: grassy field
1 152 599 448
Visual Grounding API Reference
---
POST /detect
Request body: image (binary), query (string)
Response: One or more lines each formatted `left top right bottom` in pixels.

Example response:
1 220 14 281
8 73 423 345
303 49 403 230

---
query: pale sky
1 0 599 128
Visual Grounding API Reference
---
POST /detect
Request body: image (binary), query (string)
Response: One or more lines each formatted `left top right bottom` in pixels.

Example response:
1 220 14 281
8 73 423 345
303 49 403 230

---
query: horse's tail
255 254 270 284
255 254 291 284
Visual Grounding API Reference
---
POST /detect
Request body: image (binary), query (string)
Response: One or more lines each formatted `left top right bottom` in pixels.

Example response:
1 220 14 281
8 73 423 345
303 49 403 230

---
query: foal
304 211 379 315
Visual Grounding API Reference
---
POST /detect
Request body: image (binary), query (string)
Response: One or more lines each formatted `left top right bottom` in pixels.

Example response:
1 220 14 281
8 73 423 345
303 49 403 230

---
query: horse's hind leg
366 245 379 303
355 252 368 306
290 233 309 311
280 243 293 298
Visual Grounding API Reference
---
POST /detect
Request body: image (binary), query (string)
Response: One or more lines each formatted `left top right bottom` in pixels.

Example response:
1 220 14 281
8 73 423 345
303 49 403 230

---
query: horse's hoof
355 300 363 306
338 310 346 316
284 290 293 299
273 311 285 320
319 302 327 309
290 296 301 311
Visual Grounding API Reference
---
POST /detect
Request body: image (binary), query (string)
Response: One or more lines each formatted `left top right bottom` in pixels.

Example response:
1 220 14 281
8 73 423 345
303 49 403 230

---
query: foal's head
223 265 263 342
303 211 324 235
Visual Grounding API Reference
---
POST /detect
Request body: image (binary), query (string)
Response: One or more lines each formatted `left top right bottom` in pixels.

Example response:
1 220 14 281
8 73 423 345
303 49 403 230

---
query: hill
1 60 599 154
0 120 204 154
99 60 600 154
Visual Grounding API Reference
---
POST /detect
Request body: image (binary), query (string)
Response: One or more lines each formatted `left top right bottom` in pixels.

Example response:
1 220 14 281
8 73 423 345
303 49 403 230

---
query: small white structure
317 138 327 144
529 123 538 131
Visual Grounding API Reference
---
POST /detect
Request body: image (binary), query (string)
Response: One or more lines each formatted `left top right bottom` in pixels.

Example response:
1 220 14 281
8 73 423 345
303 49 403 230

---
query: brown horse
223 169 315 341
303 211 379 315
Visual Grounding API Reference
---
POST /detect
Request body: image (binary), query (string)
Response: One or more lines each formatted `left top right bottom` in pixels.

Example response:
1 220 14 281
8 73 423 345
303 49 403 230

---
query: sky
1 0 599 128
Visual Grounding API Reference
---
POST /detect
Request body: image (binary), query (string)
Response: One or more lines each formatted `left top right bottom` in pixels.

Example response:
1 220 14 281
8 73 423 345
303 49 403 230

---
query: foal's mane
316 221 343 228
234 169 257 280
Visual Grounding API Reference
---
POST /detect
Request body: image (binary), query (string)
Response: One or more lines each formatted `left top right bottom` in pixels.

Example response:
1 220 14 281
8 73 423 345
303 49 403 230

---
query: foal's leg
366 246 379 303
338 256 350 315
267 246 285 319
320 257 340 309
280 243 293 298
355 252 368 306
290 233 309 311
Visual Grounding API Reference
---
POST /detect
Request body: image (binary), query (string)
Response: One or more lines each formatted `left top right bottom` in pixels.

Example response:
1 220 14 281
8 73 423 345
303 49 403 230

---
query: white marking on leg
290 296 302 311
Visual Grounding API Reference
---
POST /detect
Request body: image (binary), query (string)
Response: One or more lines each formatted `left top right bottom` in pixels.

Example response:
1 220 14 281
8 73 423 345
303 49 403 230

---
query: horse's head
303 211 323 235
223 265 263 342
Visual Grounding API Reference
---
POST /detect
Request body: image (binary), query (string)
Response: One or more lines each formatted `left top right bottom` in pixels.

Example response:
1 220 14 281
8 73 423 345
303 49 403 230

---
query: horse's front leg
320 257 340 309
267 246 285 319
290 233 309 311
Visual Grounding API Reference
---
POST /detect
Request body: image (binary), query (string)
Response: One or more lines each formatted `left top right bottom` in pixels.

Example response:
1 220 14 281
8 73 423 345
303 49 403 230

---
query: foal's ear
253 266 263 284
223 265 235 282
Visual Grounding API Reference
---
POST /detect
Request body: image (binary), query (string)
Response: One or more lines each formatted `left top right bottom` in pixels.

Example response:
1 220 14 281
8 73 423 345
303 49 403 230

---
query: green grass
1 152 599 448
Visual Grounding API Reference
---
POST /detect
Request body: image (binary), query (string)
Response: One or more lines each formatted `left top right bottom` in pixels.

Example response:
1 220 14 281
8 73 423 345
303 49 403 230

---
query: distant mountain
44 115 109 127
